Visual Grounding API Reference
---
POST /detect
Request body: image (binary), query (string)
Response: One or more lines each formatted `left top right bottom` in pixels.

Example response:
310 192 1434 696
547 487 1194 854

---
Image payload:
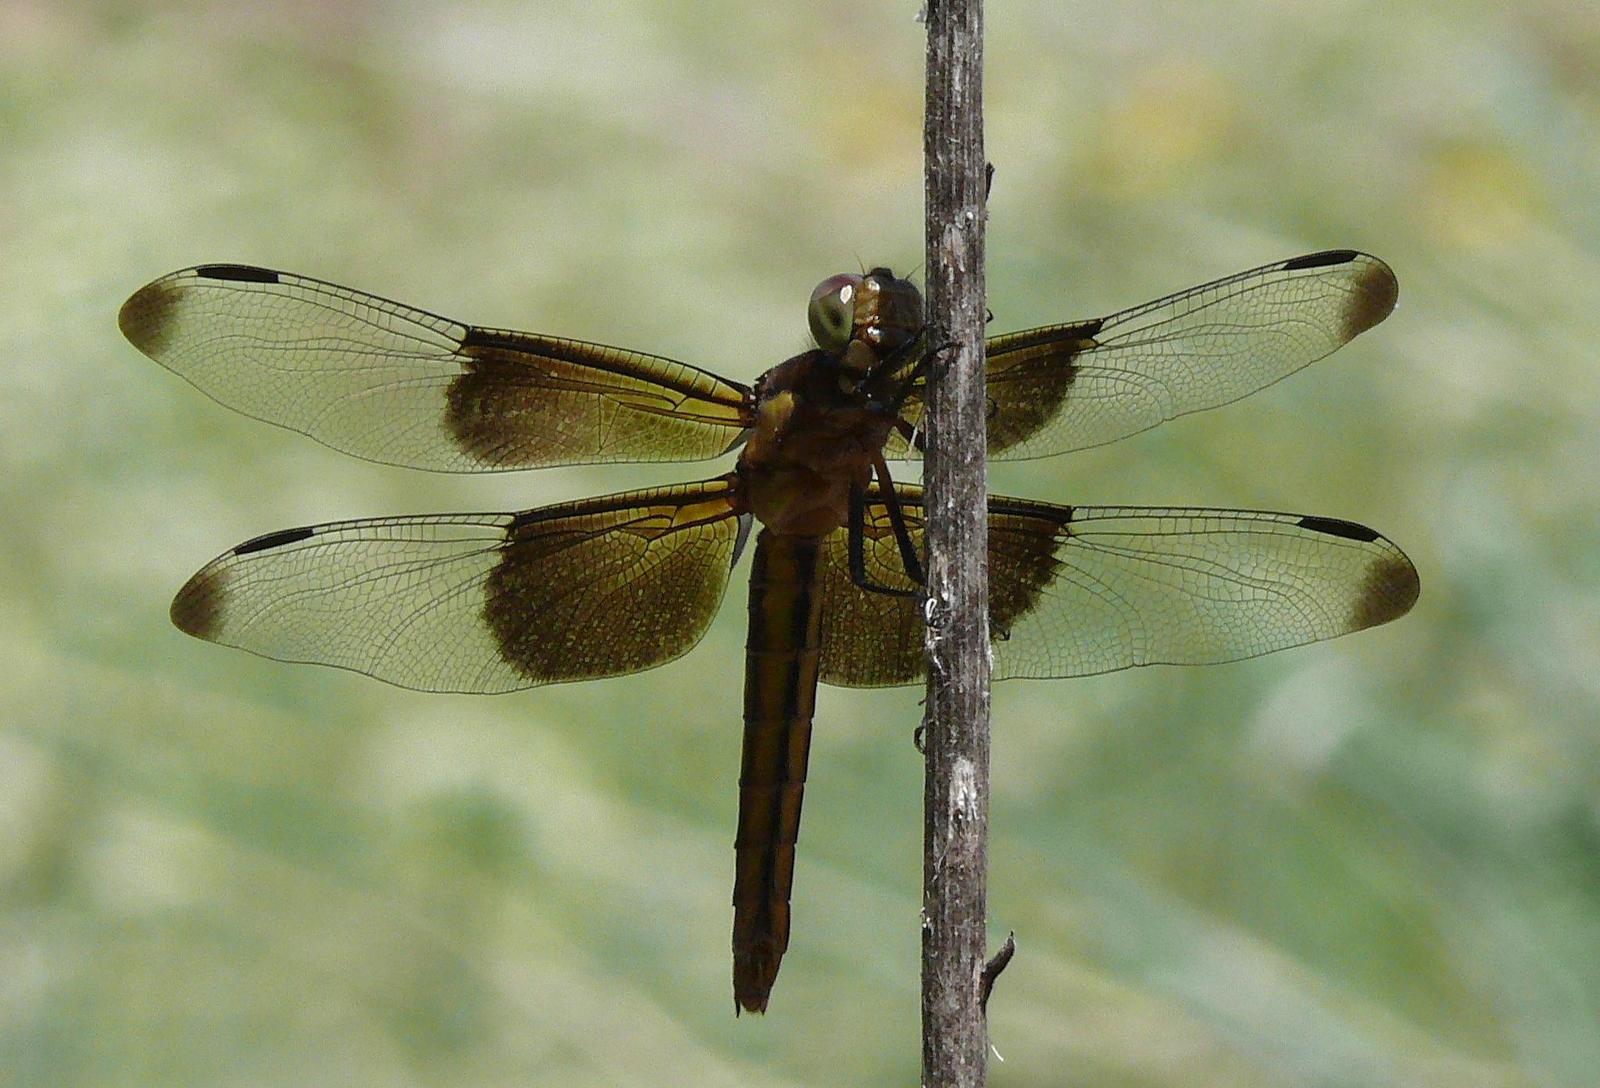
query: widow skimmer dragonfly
120 248 1417 1013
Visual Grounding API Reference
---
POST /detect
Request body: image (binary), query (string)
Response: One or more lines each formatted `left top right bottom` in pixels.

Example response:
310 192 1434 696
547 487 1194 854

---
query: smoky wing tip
118 279 175 354
1353 551 1420 630
1343 255 1400 339
170 564 227 641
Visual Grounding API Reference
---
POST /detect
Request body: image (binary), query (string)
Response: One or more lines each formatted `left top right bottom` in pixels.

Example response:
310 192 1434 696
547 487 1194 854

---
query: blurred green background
5 1 1599 1085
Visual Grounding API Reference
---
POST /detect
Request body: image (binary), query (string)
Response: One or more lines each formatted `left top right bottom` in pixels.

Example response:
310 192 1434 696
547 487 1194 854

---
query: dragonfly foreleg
846 457 926 598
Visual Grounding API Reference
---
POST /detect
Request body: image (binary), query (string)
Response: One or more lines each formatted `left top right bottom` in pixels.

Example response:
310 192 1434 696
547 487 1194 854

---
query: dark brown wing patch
816 490 925 686
986 499 1069 641
974 321 1099 455
814 486 1068 686
484 479 745 684
446 328 752 469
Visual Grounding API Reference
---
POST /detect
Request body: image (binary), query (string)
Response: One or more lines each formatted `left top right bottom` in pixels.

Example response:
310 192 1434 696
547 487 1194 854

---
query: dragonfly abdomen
733 529 826 1014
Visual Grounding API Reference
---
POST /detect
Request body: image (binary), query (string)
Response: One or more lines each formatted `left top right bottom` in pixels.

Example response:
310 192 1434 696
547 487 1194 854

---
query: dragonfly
120 249 1418 1013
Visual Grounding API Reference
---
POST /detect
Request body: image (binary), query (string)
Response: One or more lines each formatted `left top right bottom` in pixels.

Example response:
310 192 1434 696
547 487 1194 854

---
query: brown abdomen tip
733 945 782 1014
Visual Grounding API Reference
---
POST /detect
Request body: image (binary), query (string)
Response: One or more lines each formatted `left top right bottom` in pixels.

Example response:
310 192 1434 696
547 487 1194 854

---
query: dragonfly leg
892 416 926 454
848 471 922 598
873 454 926 586
861 323 935 407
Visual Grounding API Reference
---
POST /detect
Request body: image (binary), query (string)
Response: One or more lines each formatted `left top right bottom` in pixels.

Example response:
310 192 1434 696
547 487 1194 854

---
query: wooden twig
979 933 1015 1014
921 1 991 1085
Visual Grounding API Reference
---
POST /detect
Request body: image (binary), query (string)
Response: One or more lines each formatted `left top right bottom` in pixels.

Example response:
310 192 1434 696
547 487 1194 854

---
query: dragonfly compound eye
808 273 863 353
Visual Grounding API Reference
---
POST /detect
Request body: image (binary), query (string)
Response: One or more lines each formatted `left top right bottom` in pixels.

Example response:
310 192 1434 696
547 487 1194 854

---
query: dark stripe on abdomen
732 529 824 1014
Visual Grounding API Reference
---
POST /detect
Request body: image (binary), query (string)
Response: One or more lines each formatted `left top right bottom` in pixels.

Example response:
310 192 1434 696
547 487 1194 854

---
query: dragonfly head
808 268 924 382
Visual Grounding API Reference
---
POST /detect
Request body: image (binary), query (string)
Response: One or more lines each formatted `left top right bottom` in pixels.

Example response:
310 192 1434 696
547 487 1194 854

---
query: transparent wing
817 484 1418 687
121 265 752 472
171 476 745 693
886 250 1398 460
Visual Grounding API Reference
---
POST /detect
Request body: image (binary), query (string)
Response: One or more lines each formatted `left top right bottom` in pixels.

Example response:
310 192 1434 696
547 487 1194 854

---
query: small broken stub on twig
979 933 1016 1014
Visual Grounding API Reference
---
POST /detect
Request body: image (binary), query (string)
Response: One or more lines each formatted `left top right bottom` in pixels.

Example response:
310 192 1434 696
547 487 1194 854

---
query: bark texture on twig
921 1 990 1085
